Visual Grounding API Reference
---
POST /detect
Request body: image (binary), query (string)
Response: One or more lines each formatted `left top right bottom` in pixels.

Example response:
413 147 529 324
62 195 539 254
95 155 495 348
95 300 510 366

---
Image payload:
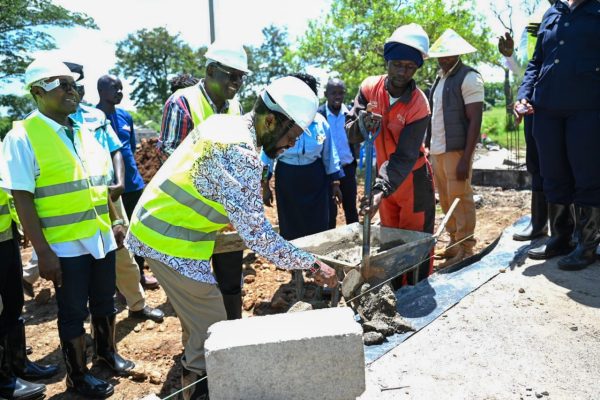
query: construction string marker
161 375 208 400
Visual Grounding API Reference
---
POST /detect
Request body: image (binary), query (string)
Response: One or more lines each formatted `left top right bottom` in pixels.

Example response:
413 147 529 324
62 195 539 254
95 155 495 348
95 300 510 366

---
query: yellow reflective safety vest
129 115 254 260
0 190 12 235
13 115 112 244
175 84 242 127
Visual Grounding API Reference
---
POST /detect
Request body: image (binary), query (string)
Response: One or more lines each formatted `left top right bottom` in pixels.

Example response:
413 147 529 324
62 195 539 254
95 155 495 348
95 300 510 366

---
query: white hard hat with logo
24 57 79 90
205 40 250 74
261 76 318 132
429 29 477 58
386 23 430 58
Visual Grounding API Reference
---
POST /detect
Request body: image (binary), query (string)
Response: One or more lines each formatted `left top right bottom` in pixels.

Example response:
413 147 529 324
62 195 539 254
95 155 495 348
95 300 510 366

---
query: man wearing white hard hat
346 23 436 285
159 40 251 321
126 76 338 399
0 57 136 398
425 29 484 267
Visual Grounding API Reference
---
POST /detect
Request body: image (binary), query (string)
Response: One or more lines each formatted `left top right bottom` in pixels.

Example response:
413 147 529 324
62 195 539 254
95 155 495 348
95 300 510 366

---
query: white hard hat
24 57 79 90
205 40 250 74
261 76 318 131
429 29 477 58
386 23 430 58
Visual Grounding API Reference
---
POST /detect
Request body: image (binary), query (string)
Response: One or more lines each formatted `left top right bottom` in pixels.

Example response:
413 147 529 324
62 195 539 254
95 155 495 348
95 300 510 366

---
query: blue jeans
55 251 116 341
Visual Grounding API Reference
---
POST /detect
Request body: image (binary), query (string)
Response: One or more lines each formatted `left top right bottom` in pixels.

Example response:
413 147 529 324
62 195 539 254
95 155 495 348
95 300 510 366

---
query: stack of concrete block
205 307 365 400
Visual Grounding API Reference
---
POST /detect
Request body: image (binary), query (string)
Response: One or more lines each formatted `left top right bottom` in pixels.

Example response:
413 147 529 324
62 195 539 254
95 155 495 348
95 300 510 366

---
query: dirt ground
19 184 530 399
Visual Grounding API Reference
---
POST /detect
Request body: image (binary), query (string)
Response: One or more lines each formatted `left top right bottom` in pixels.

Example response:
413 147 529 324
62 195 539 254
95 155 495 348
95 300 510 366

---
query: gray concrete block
205 307 365 400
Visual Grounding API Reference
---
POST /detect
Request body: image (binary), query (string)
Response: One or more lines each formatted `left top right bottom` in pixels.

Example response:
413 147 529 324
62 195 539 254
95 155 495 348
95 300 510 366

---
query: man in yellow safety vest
126 76 339 400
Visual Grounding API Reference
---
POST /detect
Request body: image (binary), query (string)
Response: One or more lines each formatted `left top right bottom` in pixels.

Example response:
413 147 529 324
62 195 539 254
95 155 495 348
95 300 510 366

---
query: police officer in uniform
516 0 600 270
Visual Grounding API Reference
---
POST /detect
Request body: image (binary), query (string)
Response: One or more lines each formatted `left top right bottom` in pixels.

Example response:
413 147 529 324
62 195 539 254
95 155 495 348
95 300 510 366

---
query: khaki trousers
114 197 145 311
146 258 226 374
431 150 476 250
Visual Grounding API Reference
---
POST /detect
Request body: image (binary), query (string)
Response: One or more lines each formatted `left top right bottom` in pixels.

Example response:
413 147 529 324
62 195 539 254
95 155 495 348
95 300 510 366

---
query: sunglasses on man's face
213 64 247 83
33 78 78 92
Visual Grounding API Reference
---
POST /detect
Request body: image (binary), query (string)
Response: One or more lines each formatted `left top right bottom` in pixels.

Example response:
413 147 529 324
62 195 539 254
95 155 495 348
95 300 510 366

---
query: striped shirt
158 80 243 156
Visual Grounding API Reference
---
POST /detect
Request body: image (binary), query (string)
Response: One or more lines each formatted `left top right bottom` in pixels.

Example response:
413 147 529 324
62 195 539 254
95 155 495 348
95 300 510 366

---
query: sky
3 0 542 110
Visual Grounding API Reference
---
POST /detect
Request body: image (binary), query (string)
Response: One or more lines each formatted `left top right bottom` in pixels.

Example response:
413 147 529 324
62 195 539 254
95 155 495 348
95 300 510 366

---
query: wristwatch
111 219 125 227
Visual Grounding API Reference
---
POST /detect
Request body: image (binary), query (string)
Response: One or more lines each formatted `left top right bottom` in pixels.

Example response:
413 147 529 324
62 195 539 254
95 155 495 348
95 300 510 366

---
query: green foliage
239 25 294 111
129 106 162 133
112 27 207 114
296 0 497 96
0 0 97 82
484 82 504 107
0 94 36 139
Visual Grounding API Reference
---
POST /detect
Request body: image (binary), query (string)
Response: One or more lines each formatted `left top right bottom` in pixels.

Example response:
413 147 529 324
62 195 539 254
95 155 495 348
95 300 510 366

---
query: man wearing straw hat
426 29 484 268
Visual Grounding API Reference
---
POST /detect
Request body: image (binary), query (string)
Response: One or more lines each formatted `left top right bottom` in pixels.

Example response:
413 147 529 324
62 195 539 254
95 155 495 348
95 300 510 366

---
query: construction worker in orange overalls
346 23 435 285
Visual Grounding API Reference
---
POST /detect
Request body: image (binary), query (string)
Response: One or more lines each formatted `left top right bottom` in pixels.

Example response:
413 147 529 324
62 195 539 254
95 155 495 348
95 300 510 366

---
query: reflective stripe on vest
16 115 111 244
129 116 253 260
0 193 11 233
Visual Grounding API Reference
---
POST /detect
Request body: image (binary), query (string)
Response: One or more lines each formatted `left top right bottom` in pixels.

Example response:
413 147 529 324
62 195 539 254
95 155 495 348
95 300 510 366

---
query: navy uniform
518 0 600 269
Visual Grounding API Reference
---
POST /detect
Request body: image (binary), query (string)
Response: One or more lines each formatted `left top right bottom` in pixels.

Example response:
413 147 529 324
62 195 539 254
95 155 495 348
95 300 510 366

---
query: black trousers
328 160 359 229
122 189 146 274
54 251 116 341
0 232 23 336
533 108 600 206
212 251 244 295
523 115 543 192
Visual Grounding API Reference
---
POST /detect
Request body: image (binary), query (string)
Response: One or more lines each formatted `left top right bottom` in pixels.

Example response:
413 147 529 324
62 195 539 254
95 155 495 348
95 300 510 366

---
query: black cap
63 62 84 81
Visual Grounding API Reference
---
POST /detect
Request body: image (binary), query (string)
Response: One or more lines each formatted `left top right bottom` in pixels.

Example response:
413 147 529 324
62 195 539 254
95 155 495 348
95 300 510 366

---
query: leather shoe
129 306 164 323
140 274 159 290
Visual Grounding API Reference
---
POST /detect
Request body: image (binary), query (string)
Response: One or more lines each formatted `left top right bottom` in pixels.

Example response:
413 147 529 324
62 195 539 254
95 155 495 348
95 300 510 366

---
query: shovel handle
434 198 461 239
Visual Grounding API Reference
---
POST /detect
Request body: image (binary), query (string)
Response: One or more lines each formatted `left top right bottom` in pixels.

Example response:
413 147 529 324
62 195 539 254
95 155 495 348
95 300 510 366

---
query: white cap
24 57 79 90
386 23 430 58
429 29 477 58
204 40 250 74
261 76 318 131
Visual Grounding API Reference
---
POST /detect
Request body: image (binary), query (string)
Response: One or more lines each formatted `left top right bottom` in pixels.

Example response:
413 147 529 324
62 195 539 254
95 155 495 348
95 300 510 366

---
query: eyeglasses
33 78 78 92
213 64 247 83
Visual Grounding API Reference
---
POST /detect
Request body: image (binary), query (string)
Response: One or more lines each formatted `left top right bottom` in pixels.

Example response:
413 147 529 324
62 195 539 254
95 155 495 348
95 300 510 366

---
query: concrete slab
205 307 365 400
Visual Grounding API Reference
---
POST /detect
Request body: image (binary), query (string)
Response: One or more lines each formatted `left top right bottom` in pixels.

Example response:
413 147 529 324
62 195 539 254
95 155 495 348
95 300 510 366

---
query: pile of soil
134 138 163 184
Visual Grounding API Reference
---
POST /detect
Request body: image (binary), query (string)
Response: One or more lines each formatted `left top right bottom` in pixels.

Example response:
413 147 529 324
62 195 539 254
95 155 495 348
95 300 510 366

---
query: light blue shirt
325 103 354 166
71 103 122 154
261 113 342 178
0 110 117 259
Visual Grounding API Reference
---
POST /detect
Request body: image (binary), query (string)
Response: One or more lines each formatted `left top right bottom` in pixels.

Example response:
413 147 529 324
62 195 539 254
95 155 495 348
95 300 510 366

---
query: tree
0 0 96 82
112 27 207 121
0 94 36 138
296 0 497 97
239 25 294 111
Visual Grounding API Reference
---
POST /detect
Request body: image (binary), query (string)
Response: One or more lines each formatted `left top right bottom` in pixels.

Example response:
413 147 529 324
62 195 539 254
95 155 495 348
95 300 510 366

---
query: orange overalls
360 75 435 281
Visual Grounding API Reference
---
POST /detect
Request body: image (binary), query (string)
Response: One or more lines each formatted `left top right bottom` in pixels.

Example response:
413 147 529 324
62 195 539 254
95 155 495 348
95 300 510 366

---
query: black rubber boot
528 203 574 260
91 314 134 375
513 191 548 241
0 340 46 400
61 335 114 398
558 206 600 270
221 294 242 320
8 319 58 381
181 367 209 400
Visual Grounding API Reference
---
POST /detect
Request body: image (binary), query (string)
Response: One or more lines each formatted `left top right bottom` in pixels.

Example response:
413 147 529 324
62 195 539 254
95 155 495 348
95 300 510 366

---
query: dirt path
20 186 530 399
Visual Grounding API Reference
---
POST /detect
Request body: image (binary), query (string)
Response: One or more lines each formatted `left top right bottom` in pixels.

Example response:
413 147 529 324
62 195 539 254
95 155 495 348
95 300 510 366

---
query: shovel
360 107 381 280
